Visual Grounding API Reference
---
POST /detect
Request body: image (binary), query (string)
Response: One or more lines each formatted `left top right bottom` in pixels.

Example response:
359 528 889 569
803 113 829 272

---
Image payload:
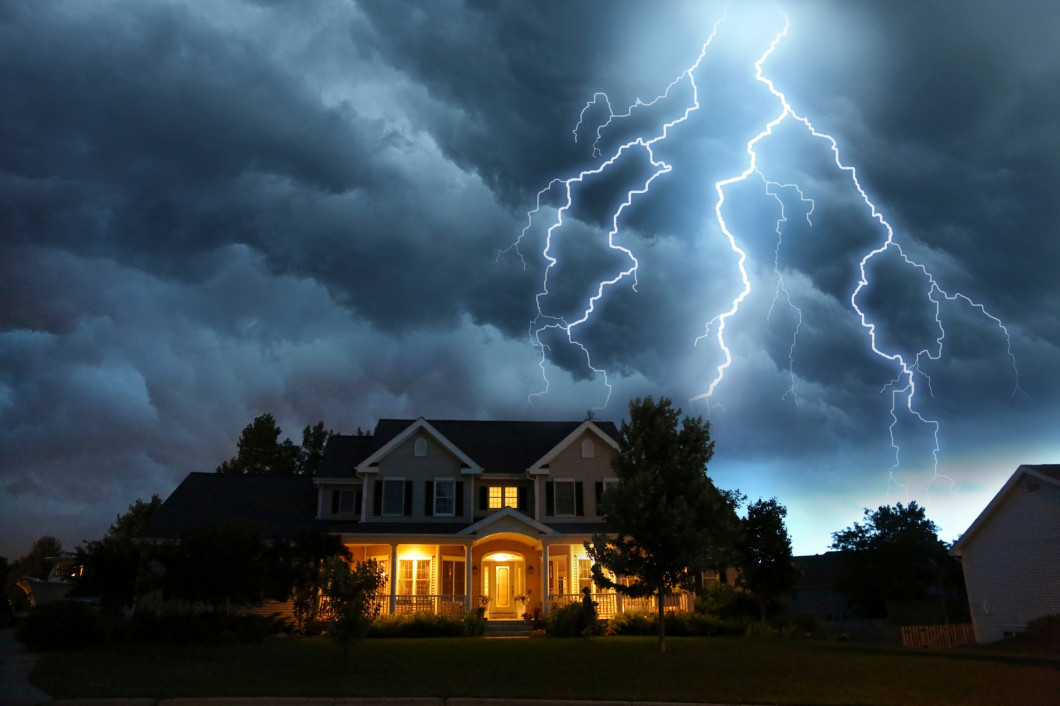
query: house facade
950 464 1060 643
146 418 694 620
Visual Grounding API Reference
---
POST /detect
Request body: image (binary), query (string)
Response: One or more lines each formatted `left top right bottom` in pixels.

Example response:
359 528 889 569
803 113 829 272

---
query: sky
2 0 1059 560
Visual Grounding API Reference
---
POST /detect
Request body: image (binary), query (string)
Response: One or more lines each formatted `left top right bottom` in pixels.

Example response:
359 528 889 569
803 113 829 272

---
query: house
950 464 1060 643
146 418 695 620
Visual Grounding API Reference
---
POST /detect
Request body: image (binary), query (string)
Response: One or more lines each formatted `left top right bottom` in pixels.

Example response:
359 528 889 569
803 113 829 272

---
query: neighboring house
146 418 695 619
950 464 1060 644
785 552 853 623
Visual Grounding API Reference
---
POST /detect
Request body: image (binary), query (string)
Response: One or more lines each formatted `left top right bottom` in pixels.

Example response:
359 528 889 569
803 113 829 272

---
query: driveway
0 628 52 705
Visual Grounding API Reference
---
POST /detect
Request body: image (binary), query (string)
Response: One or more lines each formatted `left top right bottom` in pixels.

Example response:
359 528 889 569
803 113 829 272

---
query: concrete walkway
0 628 53 705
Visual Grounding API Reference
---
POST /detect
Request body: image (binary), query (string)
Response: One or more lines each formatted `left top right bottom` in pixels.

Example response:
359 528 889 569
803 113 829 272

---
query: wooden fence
901 623 975 649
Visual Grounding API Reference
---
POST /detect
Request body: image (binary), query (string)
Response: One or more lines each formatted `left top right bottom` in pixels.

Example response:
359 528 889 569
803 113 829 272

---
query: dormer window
581 439 594 458
414 437 427 457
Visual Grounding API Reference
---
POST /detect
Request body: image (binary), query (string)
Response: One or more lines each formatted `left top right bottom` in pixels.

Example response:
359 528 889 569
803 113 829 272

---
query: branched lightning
507 7 1022 488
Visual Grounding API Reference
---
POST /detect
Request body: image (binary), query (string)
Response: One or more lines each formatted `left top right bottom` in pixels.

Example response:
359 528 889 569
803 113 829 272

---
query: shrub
15 601 107 650
127 610 288 645
695 582 758 620
367 612 477 638
605 610 746 637
544 602 589 637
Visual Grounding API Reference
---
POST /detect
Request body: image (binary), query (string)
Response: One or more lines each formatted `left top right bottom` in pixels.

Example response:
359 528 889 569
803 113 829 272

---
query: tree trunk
657 592 666 653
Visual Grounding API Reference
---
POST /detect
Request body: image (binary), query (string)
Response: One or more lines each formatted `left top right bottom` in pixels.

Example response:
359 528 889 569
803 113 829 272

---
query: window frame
434 478 456 516
553 479 577 516
381 478 405 516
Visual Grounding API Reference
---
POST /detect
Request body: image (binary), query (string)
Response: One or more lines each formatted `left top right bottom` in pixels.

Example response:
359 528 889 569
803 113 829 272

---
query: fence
901 623 975 649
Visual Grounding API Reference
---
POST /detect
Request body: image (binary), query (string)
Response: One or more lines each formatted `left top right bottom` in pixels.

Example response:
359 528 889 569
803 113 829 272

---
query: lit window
554 480 576 516
488 486 518 509
434 479 456 516
382 479 404 516
578 558 593 592
398 559 431 595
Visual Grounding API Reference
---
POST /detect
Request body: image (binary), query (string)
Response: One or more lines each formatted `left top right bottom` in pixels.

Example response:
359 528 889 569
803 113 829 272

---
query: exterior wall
537 431 616 522
960 474 1060 643
363 432 472 523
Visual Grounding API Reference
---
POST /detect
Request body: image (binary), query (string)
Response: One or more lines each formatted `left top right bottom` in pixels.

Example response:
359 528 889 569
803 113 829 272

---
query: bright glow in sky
2 0 1058 558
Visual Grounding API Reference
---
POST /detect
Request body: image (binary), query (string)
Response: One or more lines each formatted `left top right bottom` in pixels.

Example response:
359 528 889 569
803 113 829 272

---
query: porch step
483 619 531 637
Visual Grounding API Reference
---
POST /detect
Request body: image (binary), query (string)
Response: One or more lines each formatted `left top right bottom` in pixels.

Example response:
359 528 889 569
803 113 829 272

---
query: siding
961 474 1060 643
364 433 471 523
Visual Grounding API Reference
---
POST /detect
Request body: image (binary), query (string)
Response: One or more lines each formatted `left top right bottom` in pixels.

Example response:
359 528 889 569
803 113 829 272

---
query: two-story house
145 417 695 619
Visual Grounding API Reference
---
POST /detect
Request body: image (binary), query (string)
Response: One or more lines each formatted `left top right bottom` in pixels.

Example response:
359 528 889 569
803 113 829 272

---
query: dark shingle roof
317 419 620 478
144 472 317 540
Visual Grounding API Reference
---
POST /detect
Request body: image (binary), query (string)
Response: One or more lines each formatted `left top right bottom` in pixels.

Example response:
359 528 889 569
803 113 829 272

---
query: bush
606 610 746 637
127 610 288 645
544 602 590 637
15 601 107 650
367 612 479 638
695 582 759 620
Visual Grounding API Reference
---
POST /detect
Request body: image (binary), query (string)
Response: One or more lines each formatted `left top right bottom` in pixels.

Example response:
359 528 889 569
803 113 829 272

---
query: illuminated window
381 479 404 516
578 558 593 592
398 559 431 595
441 559 466 596
488 486 518 509
434 479 456 516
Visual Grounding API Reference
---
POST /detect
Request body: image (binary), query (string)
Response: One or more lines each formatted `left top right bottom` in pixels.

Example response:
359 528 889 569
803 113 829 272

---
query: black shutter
355 489 363 515
425 481 434 516
331 489 340 514
545 481 554 517
373 480 382 515
479 486 489 511
595 481 603 508
404 480 414 516
517 486 528 512
575 482 584 516
456 482 464 516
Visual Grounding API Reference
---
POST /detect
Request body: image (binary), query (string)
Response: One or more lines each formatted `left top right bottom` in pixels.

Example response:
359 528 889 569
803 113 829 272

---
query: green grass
33 636 1060 706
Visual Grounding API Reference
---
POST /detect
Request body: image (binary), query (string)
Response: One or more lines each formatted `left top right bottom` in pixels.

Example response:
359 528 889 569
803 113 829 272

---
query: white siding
961 474 1060 643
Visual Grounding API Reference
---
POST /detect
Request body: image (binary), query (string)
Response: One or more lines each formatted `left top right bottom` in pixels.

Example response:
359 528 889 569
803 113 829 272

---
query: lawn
33 636 1060 706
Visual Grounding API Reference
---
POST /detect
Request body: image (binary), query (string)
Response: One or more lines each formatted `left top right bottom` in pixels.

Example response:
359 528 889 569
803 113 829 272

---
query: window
434 479 456 516
581 439 594 458
554 480 576 516
331 488 360 515
488 486 518 509
577 558 593 592
381 479 405 516
398 559 431 596
441 559 466 596
414 437 427 456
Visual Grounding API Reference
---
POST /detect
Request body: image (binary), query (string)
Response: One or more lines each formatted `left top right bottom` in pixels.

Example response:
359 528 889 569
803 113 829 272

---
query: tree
283 528 351 633
216 413 333 475
586 396 741 652
737 498 801 622
76 495 162 612
321 557 386 668
830 501 959 619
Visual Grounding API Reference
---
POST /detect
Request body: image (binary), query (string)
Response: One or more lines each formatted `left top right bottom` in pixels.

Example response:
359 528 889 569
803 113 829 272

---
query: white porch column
389 543 398 616
541 542 550 615
464 543 473 614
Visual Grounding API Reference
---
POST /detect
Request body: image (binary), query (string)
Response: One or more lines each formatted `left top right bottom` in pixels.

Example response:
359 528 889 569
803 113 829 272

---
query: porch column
541 542 550 615
389 543 398 616
464 543 473 614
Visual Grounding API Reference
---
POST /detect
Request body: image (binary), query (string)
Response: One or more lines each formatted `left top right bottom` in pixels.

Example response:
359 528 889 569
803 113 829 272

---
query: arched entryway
481 550 527 619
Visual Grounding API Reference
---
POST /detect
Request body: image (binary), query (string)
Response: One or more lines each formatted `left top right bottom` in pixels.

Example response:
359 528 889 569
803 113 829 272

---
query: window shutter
404 480 414 516
594 481 603 508
517 486 528 512
575 482 584 516
373 480 382 515
479 486 489 511
545 481 554 517
355 489 363 515
425 481 434 516
456 482 464 516
331 489 340 514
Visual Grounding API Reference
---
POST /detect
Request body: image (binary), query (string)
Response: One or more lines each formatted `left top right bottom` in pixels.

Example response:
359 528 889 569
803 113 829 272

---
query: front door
494 565 512 613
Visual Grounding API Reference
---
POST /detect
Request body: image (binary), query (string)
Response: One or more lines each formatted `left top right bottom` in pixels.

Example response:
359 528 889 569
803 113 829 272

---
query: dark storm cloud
1 0 1058 557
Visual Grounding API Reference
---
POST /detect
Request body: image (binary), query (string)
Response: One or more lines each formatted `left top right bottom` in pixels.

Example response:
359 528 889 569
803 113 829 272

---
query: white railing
547 591 691 617
388 594 467 616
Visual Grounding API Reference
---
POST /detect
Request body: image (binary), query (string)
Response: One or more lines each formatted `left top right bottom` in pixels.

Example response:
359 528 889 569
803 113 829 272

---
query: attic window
581 439 594 458
414 437 427 457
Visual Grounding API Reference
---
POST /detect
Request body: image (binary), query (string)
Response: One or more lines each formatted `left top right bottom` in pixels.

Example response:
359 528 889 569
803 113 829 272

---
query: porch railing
373 594 467 617
547 591 691 617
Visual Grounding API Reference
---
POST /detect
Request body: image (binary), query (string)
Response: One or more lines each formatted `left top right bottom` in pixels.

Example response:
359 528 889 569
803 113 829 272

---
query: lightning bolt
509 7 1022 488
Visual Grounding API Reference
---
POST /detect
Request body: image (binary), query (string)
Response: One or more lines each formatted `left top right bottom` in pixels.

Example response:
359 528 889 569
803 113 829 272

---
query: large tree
737 497 801 622
216 413 333 475
76 495 162 612
830 501 960 619
586 396 741 652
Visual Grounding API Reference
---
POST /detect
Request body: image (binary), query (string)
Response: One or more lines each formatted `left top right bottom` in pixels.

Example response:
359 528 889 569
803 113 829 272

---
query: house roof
950 464 1060 556
316 418 620 479
144 472 317 541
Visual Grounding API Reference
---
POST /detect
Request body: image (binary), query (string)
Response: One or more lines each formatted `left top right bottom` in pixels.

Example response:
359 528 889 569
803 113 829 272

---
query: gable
356 419 482 475
952 464 1060 556
528 421 619 475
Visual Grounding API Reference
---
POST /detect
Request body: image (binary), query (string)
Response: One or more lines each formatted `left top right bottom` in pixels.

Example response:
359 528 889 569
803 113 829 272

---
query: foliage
737 498 802 622
282 528 351 633
216 413 333 475
605 610 747 637
586 396 741 652
75 495 162 612
5 535 63 612
543 602 588 637
694 582 760 620
15 601 107 650
126 610 289 645
368 612 483 638
321 557 386 664
830 501 963 619
156 521 279 611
